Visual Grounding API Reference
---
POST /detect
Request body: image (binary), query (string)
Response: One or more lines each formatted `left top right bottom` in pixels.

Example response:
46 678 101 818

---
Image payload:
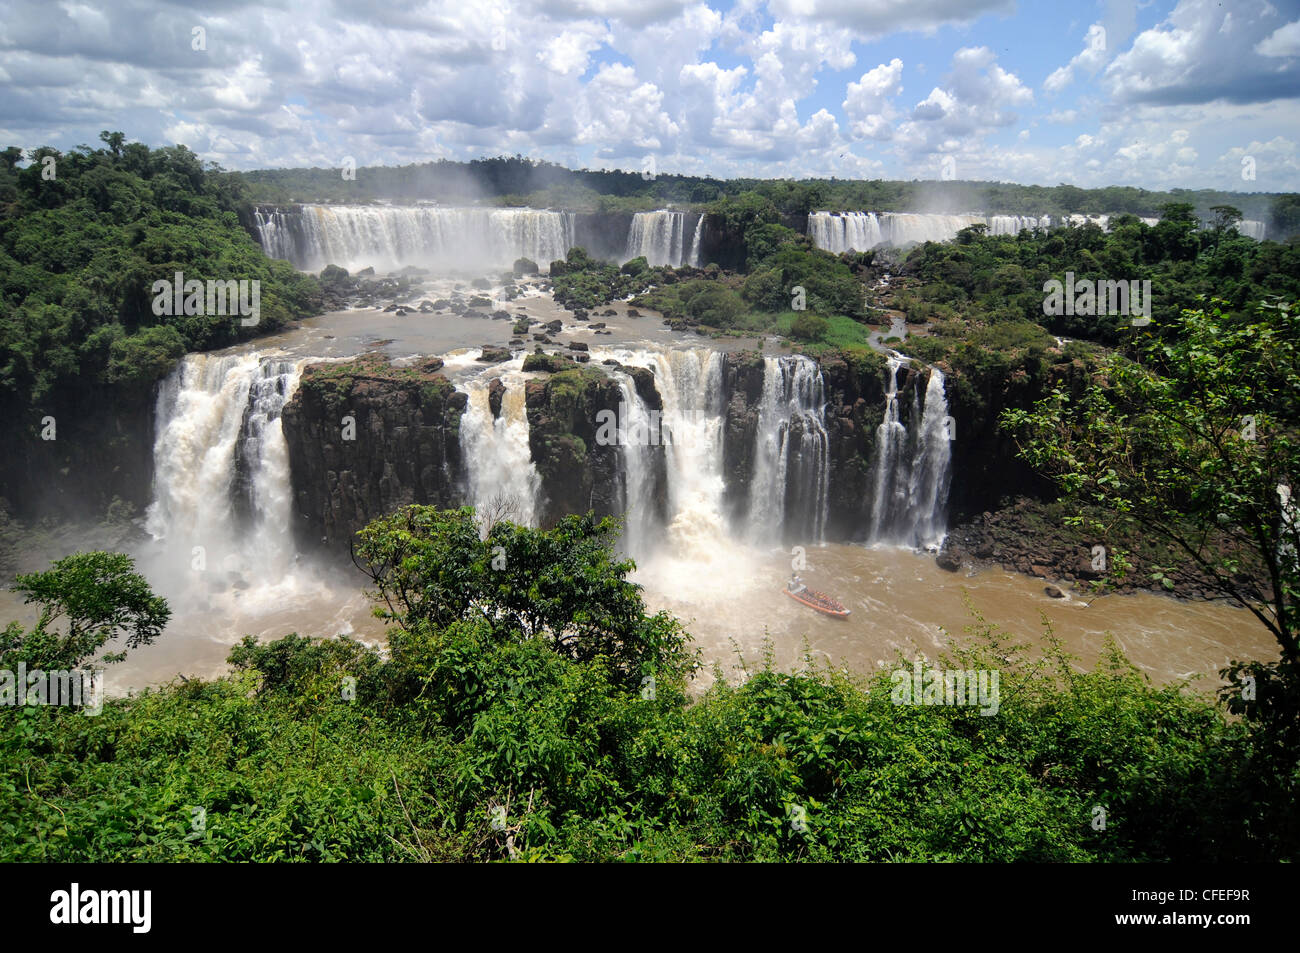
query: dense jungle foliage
0 133 321 418
2 506 1295 862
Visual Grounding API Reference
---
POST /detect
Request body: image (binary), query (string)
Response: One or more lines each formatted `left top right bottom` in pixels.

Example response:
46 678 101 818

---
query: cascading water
807 211 883 253
604 369 660 556
881 213 985 246
688 214 705 267
625 211 698 267
987 214 1052 236
867 356 952 549
808 211 988 251
1234 219 1266 240
146 353 303 580
253 204 575 272
907 366 953 548
747 356 830 545
869 355 910 543
456 362 541 527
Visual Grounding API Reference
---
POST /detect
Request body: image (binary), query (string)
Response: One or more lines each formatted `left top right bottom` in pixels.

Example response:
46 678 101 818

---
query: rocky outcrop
523 355 668 528
281 353 467 548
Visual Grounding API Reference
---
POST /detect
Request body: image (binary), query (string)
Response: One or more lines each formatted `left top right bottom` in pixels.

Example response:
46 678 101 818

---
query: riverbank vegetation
2 506 1295 862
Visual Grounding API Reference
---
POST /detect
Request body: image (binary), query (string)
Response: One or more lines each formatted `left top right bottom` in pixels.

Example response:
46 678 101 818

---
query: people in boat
788 573 806 594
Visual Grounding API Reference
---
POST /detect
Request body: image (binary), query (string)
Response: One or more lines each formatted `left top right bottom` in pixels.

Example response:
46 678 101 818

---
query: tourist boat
784 580 851 618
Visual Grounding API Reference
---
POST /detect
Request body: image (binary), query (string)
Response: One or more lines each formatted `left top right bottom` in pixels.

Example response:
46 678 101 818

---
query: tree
1002 300 1300 834
352 506 697 689
4 551 171 668
1270 194 1300 240
98 130 126 158
1004 300 1299 661
1209 204 1243 232
791 313 830 341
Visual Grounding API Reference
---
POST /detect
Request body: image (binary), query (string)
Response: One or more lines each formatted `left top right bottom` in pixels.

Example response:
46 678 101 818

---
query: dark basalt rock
477 346 511 363
281 353 466 549
487 378 506 418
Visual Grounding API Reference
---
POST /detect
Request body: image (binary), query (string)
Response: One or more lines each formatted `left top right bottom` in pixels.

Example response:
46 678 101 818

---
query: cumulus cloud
842 58 903 139
1044 23 1109 93
0 0 1294 188
1103 0 1300 105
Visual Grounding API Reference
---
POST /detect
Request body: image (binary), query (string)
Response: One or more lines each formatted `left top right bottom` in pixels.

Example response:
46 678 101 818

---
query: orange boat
784 581 851 618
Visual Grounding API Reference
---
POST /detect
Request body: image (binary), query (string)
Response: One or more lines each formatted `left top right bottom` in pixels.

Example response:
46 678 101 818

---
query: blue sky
1 0 1298 190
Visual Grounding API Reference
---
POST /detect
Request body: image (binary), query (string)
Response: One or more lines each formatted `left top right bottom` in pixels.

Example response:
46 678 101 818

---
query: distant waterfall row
808 211 1264 252
254 205 576 272
254 205 704 273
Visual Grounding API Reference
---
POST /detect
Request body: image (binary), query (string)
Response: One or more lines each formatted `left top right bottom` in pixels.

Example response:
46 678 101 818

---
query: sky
0 0 1298 191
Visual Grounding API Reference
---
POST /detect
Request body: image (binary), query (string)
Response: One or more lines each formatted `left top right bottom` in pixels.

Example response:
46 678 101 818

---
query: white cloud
1256 19 1300 57
842 58 903 139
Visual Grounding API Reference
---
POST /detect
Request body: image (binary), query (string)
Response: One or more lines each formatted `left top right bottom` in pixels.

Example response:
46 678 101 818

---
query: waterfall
456 363 540 527
253 204 575 272
606 370 659 556
747 356 829 545
625 211 696 267
880 213 985 246
869 356 910 542
1235 219 1266 240
145 353 302 581
867 357 951 549
987 214 1051 236
908 366 953 547
808 211 987 251
1066 213 1110 230
807 211 883 253
688 214 705 267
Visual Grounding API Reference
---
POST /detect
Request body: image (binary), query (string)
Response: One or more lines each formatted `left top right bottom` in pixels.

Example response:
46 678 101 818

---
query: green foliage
2 596 1290 861
3 551 170 668
896 215 1300 345
633 279 747 329
0 134 322 418
790 313 829 341
1003 300 1300 662
548 247 664 311
353 506 697 690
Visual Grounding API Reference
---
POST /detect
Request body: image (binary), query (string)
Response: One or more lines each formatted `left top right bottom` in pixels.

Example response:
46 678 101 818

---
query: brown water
2 536 1271 699
633 542 1278 693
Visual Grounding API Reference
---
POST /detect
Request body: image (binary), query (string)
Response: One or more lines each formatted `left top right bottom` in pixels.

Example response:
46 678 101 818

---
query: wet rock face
523 367 624 525
522 361 669 529
281 353 467 549
715 349 893 542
